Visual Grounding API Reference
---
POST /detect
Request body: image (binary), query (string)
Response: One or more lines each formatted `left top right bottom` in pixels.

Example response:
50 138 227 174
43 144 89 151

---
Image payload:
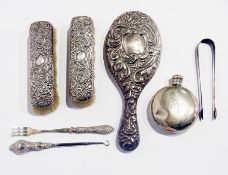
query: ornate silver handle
69 125 114 135
118 98 139 151
10 140 110 155
10 140 55 155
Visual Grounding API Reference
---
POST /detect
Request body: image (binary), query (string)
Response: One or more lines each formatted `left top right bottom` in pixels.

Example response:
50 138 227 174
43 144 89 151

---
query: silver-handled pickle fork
11 125 114 136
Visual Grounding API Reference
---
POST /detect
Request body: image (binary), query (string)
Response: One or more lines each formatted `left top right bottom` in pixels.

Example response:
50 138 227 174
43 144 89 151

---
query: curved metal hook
103 140 110 146
195 38 217 120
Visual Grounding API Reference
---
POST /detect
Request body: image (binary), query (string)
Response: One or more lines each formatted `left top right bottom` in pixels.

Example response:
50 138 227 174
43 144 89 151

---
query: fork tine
19 127 27 131
12 127 27 131
20 132 28 136
11 132 22 136
12 132 27 136
12 127 21 131
11 127 28 136
12 127 24 131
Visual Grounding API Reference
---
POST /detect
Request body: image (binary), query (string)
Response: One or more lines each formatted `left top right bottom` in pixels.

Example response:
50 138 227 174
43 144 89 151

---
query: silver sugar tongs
195 38 217 120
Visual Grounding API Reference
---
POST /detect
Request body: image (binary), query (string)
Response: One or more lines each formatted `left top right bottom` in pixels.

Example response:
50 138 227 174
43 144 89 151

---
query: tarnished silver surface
69 16 95 102
10 140 109 155
9 140 54 155
105 11 161 151
151 75 198 134
69 125 114 135
11 125 114 136
29 21 55 108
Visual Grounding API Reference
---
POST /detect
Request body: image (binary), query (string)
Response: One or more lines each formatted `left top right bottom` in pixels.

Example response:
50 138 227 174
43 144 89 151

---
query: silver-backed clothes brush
11 125 114 136
10 140 110 155
195 38 217 120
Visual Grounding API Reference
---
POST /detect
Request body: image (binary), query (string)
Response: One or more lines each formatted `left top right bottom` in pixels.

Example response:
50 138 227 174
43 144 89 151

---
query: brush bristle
73 94 96 108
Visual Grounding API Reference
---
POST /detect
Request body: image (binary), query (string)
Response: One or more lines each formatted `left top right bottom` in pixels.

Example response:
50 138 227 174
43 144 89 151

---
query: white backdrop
1 0 228 175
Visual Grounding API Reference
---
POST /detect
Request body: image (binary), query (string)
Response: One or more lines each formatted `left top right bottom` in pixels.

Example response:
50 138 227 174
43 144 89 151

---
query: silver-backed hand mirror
104 11 161 151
